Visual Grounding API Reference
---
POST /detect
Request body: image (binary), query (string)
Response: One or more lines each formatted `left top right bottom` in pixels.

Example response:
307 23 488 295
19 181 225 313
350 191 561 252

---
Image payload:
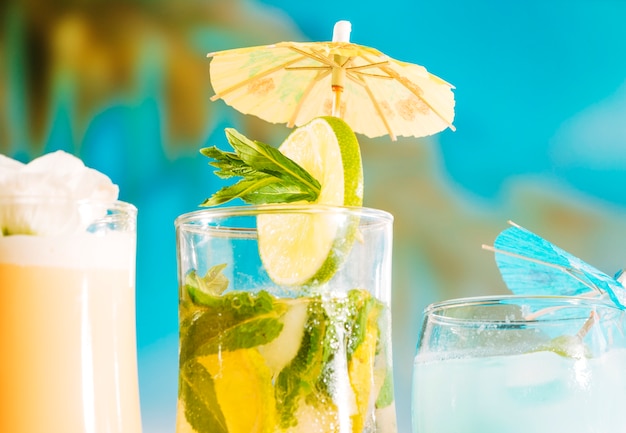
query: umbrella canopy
484 221 626 310
207 21 455 141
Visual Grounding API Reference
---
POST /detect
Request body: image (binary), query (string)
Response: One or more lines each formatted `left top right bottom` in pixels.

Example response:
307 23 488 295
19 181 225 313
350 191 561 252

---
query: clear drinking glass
412 295 626 433
175 204 397 433
0 197 142 433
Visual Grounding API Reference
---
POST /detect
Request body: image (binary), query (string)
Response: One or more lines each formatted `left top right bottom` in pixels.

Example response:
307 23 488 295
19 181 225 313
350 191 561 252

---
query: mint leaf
186 265 229 300
201 146 252 179
202 174 316 206
179 289 285 364
179 358 228 433
199 128 321 206
226 128 319 189
343 291 394 409
345 289 381 358
194 316 284 357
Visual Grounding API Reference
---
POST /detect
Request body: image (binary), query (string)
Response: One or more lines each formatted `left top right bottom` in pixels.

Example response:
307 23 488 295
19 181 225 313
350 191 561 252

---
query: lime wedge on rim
257 116 363 286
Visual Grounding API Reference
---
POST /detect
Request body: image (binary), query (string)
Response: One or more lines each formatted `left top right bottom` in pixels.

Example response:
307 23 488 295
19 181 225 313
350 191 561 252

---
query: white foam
0 233 135 270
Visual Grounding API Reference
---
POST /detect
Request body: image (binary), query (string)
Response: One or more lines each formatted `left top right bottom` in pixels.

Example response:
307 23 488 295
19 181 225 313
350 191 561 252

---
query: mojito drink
175 205 396 433
190 17 454 433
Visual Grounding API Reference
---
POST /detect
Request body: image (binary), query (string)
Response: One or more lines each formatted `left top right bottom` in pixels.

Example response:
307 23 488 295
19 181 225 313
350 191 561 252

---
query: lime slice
257 299 309 374
537 334 591 359
257 116 363 286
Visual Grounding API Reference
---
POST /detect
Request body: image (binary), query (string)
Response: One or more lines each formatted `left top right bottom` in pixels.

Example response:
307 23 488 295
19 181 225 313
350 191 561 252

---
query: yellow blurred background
2 1 626 432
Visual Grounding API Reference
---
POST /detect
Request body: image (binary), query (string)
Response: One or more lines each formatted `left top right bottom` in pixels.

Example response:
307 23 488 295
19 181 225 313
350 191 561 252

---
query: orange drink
0 198 142 433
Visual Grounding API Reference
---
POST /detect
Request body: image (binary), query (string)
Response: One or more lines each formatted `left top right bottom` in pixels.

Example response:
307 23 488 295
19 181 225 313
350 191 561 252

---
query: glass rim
174 204 394 228
0 197 137 212
424 294 622 324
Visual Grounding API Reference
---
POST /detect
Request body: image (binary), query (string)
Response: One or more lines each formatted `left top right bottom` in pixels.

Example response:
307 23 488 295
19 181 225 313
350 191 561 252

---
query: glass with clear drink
412 295 626 433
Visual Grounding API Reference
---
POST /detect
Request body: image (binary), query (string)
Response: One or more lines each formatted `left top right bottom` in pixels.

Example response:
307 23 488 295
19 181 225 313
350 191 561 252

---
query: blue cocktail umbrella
484 221 626 310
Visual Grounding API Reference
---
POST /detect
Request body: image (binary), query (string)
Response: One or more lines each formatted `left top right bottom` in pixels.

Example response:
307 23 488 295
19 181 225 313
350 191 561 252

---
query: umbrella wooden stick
331 60 345 118
330 21 352 119
285 45 336 68
576 311 599 339
331 87 342 118
347 61 393 75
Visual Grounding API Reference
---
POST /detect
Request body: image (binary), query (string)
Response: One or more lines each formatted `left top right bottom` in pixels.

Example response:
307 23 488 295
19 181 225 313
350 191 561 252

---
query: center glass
412 295 626 433
175 204 397 433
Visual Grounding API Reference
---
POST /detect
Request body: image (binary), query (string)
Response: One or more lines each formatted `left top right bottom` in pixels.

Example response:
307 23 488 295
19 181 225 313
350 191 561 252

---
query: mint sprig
200 128 321 206
179 358 228 433
180 288 283 363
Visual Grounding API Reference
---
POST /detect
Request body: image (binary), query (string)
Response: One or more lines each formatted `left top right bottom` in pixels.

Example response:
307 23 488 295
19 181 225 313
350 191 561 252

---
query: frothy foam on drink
0 151 119 236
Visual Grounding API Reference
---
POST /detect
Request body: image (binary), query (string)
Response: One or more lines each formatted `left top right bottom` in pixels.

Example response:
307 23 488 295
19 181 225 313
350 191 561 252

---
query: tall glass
175 205 397 433
412 295 626 433
0 197 142 433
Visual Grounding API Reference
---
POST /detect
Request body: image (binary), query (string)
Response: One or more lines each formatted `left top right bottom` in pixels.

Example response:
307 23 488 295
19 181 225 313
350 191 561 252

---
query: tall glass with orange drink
0 153 142 433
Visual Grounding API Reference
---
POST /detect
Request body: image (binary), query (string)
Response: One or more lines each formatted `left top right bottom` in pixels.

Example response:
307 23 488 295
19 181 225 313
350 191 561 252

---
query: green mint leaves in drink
179 267 391 433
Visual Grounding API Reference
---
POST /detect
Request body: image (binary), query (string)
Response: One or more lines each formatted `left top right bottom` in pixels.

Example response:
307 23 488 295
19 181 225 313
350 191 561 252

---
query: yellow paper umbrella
207 21 455 141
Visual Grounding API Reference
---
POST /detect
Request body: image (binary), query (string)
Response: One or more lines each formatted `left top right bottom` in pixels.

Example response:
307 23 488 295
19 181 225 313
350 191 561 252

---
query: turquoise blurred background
2 1 626 432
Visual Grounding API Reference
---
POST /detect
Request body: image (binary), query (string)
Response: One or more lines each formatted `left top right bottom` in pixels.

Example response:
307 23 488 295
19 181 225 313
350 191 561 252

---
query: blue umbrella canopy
485 221 626 310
